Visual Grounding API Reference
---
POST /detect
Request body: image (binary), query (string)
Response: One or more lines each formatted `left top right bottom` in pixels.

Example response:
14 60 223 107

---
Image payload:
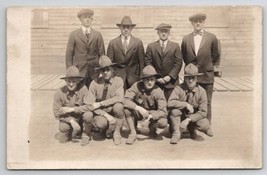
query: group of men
53 9 220 146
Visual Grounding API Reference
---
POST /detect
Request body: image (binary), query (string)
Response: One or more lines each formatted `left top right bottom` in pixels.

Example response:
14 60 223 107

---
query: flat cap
189 13 207 22
155 23 172 30
77 9 94 18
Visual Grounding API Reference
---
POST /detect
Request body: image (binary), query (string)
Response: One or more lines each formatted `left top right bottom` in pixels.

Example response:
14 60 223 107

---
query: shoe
106 123 116 139
148 122 157 138
113 132 122 145
126 133 137 145
190 129 197 140
206 128 214 137
80 135 90 146
170 133 180 144
59 133 71 143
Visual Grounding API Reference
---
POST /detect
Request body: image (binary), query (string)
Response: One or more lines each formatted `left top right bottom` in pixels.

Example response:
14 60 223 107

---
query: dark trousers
198 83 213 123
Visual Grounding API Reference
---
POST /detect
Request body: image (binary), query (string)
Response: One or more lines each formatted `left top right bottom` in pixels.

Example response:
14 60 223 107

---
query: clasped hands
157 75 171 84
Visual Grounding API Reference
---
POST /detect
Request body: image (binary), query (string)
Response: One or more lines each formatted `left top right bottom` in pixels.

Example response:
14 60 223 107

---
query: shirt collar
81 26 91 34
193 29 204 36
159 39 168 45
121 35 131 41
102 76 114 85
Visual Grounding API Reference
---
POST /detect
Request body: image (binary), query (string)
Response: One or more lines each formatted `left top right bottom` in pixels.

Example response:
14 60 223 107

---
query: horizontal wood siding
31 6 257 74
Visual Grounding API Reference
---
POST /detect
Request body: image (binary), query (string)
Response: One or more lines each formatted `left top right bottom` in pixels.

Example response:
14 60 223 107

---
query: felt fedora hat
116 16 136 27
61 66 84 79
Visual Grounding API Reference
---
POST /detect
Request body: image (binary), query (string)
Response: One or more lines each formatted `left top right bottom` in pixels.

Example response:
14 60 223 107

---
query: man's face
120 25 133 37
99 67 114 81
184 76 197 90
79 15 93 28
66 78 80 91
191 19 205 32
157 29 170 41
143 76 157 90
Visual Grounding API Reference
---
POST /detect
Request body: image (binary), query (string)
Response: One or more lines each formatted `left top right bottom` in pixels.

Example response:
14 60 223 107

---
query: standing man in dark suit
145 23 183 100
181 13 220 133
66 9 105 88
107 16 145 89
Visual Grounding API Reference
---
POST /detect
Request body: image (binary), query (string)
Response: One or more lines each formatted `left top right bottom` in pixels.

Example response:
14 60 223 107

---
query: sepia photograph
7 6 262 169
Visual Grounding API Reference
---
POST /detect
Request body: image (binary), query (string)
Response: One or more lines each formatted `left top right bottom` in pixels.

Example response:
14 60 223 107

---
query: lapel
155 40 163 57
87 28 96 46
77 28 88 45
198 31 209 52
188 33 196 56
163 40 171 57
116 36 125 55
126 36 135 54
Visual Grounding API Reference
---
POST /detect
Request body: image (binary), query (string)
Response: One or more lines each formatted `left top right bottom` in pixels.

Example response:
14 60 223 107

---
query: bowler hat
189 13 207 22
140 65 161 79
77 9 94 18
61 66 84 79
155 23 172 30
184 63 203 77
116 16 136 27
94 55 118 70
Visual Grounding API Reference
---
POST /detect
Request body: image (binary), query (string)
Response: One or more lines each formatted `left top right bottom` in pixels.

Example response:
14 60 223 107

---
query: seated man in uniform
123 65 168 145
53 66 88 143
168 63 213 144
61 55 125 146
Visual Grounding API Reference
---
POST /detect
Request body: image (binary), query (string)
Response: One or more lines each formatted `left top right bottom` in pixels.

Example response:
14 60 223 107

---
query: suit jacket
65 28 105 78
145 40 183 89
107 35 145 88
181 31 220 84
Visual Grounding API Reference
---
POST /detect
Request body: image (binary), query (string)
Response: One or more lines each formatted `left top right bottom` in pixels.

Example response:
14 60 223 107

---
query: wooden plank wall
31 6 256 74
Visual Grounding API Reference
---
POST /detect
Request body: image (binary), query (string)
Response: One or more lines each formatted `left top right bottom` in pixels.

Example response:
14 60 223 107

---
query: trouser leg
199 83 213 123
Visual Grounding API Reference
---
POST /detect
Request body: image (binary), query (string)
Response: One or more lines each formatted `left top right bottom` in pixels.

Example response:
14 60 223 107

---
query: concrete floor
28 90 259 168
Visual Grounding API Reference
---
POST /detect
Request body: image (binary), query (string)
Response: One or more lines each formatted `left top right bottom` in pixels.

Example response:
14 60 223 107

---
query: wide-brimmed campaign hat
60 66 84 79
116 16 136 27
183 63 204 77
77 9 94 18
189 13 207 22
155 23 172 30
140 65 161 79
94 55 118 70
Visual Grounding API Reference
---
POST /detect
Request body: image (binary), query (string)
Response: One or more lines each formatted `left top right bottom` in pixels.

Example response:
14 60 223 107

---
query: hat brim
94 63 118 70
140 74 161 79
60 76 84 80
116 24 136 27
183 73 204 77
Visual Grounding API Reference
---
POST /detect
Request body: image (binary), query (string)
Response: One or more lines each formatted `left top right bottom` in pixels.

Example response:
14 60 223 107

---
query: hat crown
98 55 113 68
77 9 94 18
118 16 134 26
66 66 81 78
189 13 207 22
142 65 158 77
155 23 172 30
184 63 199 76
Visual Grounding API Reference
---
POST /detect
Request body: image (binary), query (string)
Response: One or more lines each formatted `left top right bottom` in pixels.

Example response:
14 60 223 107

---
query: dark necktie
85 29 90 42
186 90 194 104
123 36 128 54
101 82 109 101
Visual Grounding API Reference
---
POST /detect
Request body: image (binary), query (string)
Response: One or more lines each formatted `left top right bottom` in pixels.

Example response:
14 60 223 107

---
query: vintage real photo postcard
7 6 262 169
